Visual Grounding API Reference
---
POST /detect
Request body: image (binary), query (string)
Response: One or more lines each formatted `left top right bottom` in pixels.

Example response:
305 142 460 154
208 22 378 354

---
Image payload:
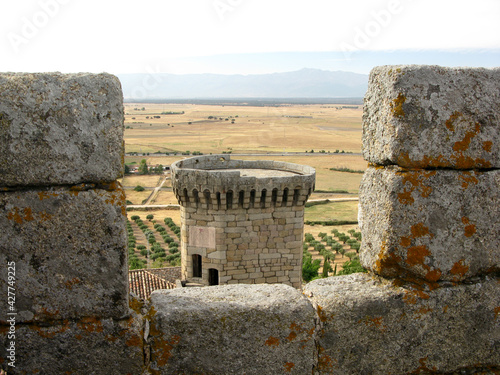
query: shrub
302 254 321 282
134 185 145 192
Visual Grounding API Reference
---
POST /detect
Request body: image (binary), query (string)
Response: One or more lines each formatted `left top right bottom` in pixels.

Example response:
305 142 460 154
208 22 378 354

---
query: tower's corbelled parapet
171 155 315 288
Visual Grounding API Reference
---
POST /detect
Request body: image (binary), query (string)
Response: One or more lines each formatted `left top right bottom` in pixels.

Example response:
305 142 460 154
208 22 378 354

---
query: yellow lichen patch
284 362 295 372
76 317 104 334
265 336 280 347
450 259 469 280
391 93 406 118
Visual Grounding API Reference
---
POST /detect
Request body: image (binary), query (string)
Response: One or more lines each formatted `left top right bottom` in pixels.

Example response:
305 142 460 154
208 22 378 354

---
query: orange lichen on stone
287 331 297 342
406 246 431 267
411 223 432 238
38 191 58 200
7 207 35 224
284 362 295 372
396 170 436 204
317 305 329 323
425 269 442 282
153 335 181 367
445 111 462 132
461 217 476 238
64 277 81 290
415 307 433 316
411 357 438 374
391 93 406 118
317 346 337 371
31 320 70 338
375 246 403 276
125 335 142 348
77 317 104 334
397 190 414 205
265 336 280 347
450 259 469 280
453 123 481 153
358 316 387 332
494 307 500 320
397 152 447 169
459 172 479 189
483 141 493 152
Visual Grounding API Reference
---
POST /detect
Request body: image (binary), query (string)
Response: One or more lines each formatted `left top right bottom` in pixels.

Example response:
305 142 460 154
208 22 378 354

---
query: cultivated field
124 103 362 154
122 103 365 274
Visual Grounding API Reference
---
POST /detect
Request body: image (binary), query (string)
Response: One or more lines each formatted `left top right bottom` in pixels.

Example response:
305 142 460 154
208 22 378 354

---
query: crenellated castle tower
171 155 315 288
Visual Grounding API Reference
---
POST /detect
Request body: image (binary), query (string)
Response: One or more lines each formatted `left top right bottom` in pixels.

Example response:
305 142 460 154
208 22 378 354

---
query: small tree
322 259 332 278
138 159 149 175
134 185 145 192
146 214 154 221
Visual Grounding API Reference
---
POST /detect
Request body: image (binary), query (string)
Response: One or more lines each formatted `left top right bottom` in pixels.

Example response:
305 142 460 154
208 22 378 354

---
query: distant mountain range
117 68 368 100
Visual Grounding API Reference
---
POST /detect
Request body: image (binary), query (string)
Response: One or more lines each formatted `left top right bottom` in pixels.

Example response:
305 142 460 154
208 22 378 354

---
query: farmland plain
122 102 365 273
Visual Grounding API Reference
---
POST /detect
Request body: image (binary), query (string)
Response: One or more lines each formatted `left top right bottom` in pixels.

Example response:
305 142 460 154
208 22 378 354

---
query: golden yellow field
124 102 365 273
124 103 362 154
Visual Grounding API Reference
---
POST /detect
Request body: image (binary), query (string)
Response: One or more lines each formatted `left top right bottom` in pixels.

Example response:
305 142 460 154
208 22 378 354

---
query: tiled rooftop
129 269 176 300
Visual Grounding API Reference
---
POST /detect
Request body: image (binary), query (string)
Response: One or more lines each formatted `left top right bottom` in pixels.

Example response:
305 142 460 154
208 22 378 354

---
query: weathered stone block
0 73 124 186
0 312 144 375
0 184 129 323
148 284 317 374
304 273 500 375
363 65 500 169
359 166 500 282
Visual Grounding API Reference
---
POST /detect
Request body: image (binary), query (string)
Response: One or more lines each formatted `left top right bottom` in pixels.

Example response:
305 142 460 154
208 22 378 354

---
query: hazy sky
1 0 499 75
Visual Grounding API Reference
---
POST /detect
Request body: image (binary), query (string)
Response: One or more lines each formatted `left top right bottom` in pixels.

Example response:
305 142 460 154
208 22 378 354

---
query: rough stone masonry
0 73 143 374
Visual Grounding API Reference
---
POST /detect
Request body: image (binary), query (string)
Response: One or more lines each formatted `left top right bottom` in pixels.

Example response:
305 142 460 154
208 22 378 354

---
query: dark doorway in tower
192 254 202 278
208 268 219 286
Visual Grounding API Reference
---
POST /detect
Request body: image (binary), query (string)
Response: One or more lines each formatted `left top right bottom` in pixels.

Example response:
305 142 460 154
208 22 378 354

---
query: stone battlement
171 155 315 209
0 67 498 374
